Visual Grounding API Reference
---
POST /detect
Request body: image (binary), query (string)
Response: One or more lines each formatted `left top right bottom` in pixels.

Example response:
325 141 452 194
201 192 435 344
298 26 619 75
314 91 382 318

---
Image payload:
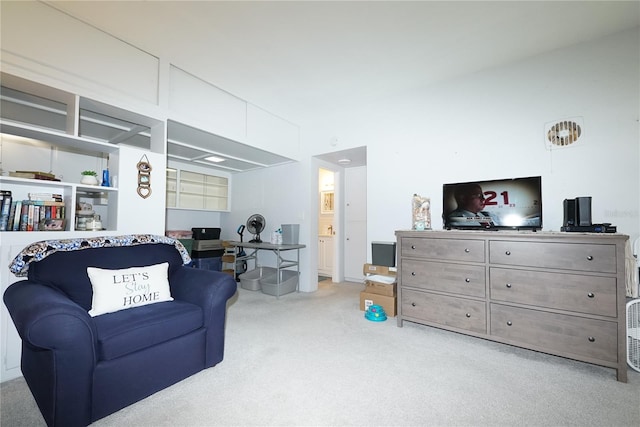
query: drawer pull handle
588 337 595 342
465 278 471 283
505 251 511 256
464 248 470 253
411 271 416 276
465 313 471 318
506 283 512 288
587 255 593 261
507 321 513 326
411 302 416 307
587 292 595 298
411 245 416 250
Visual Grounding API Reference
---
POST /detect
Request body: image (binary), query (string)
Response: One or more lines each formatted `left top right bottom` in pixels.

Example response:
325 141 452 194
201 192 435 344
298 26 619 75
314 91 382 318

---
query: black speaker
563 199 577 226
576 196 592 226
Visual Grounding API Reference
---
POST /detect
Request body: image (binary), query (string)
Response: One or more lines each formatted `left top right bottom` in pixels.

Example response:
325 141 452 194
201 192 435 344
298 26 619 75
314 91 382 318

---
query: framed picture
321 191 334 214
43 218 66 231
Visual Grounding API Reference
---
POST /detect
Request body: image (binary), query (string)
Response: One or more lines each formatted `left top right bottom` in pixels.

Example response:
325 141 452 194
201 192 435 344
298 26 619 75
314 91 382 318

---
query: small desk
230 241 306 297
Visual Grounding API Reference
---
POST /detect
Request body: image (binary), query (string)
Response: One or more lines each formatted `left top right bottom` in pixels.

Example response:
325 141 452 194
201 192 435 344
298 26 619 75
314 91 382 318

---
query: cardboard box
360 291 396 317
363 263 396 277
364 280 396 297
363 263 397 296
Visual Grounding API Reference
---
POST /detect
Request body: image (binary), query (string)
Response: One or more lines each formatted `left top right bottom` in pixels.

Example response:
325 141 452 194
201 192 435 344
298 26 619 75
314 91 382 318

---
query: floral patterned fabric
9 234 192 277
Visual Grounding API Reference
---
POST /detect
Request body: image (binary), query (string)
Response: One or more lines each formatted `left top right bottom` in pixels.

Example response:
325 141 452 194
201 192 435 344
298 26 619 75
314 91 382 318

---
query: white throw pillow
87 262 173 317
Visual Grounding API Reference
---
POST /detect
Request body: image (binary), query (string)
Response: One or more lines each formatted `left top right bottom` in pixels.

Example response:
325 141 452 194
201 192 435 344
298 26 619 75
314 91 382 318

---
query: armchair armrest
3 281 98 427
169 266 237 366
4 280 97 351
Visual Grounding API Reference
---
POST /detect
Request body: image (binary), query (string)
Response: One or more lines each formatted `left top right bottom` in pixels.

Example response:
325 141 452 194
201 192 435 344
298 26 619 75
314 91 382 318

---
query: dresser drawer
490 304 617 362
489 241 616 273
401 237 485 262
402 259 485 297
490 268 617 317
402 289 486 333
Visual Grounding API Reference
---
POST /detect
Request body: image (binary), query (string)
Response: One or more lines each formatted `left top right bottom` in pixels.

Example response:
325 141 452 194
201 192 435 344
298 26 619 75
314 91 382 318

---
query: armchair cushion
94 300 203 361
87 262 173 316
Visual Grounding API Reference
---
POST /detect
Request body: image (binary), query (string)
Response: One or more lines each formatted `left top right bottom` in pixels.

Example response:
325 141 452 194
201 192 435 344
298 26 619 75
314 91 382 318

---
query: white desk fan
246 214 266 243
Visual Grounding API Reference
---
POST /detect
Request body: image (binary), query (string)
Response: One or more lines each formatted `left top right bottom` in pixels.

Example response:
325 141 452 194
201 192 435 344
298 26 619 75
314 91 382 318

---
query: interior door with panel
344 166 367 282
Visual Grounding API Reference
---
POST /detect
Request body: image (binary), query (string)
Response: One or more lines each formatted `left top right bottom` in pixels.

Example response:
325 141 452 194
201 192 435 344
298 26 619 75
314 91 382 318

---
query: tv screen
443 176 542 230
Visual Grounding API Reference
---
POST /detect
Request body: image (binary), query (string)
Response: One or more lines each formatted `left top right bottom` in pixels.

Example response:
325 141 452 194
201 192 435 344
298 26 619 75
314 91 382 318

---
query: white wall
221 161 312 290
301 28 639 257
115 146 167 235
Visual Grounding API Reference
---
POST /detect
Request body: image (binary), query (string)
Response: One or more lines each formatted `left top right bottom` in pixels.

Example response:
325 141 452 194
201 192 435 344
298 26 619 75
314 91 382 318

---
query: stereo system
561 196 616 233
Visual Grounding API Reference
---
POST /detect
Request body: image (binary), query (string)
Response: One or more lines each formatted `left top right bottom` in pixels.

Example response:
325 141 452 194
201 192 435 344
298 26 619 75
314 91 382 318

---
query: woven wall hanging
136 154 152 199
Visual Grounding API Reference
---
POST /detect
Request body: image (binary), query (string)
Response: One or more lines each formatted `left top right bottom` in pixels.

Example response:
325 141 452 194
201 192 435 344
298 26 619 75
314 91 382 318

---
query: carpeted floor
2 281 640 426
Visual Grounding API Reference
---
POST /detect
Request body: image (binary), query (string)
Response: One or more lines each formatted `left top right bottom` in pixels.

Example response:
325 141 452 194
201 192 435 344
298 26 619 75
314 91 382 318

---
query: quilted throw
9 234 192 277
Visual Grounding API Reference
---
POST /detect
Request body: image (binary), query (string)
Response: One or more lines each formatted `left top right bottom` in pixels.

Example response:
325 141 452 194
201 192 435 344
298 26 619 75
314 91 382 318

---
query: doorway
314 146 367 285
318 168 335 281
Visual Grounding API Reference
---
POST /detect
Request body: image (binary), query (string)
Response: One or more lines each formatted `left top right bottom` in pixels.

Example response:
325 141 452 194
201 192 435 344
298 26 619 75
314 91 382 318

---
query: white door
344 166 367 282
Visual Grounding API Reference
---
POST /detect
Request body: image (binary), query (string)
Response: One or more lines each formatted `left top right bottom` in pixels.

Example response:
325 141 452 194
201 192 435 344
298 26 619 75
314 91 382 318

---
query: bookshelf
0 176 118 232
0 72 167 383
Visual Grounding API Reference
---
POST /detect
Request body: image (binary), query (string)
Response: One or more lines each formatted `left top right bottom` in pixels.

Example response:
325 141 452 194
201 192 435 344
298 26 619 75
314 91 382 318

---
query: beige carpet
2 281 639 426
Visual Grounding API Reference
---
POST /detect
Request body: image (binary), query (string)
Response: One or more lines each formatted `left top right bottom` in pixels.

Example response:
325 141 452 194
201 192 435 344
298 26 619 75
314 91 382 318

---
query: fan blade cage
246 214 266 242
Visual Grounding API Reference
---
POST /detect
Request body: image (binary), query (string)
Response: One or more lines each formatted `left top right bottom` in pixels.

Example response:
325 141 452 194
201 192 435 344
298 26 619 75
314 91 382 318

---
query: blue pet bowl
365 304 387 322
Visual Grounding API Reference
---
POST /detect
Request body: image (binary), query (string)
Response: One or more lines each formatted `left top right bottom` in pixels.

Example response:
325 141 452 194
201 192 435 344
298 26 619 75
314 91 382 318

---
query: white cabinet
2 1 160 105
166 168 229 212
344 166 367 282
318 236 333 275
169 66 246 143
1 73 165 232
246 103 300 160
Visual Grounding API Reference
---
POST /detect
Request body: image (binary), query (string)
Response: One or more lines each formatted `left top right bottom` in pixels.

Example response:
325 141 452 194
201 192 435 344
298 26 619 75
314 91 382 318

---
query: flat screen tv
443 176 542 230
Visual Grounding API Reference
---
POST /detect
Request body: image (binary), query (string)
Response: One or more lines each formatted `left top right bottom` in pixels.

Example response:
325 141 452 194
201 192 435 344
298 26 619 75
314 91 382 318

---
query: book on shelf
3 199 66 232
44 203 65 220
28 192 63 202
7 201 18 231
15 170 56 178
33 205 41 231
11 200 22 231
26 203 35 231
0 191 12 231
19 202 29 231
9 171 61 181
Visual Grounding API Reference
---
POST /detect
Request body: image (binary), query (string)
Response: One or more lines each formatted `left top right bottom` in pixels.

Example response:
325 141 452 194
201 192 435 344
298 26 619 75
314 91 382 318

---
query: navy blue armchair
4 235 237 427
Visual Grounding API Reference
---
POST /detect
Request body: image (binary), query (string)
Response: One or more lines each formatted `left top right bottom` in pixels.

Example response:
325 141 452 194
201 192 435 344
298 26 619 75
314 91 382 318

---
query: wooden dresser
395 230 629 382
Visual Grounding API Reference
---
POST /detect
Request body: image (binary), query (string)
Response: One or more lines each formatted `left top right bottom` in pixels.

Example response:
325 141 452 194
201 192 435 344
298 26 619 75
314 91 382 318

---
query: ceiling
43 1 639 170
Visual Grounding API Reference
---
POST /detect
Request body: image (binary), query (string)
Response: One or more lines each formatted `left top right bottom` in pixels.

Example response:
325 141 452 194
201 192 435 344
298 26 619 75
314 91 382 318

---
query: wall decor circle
544 117 584 149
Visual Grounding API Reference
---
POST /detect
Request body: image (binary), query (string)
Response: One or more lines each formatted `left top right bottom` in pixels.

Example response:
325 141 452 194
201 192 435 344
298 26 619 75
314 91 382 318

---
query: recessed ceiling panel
168 120 294 172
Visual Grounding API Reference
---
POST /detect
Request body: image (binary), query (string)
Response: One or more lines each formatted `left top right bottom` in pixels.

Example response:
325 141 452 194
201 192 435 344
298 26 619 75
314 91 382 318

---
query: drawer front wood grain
490 304 617 362
402 259 486 297
402 289 486 333
490 268 617 317
489 241 616 273
401 238 485 262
